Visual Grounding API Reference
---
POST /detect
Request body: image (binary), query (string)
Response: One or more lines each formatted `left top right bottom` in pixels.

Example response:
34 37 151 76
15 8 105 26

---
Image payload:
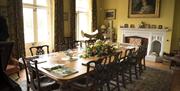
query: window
23 0 53 56
23 0 51 43
76 0 92 40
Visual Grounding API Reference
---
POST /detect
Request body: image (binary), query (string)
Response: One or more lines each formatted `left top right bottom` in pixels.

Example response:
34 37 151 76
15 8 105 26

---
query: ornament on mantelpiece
139 21 146 28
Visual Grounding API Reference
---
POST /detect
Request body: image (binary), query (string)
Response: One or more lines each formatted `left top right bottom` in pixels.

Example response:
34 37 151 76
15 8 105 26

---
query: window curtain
7 0 25 58
92 0 97 31
54 0 64 51
70 0 76 41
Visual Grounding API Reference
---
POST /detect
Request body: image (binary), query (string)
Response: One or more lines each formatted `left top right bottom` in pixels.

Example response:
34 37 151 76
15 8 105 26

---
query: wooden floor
16 61 180 91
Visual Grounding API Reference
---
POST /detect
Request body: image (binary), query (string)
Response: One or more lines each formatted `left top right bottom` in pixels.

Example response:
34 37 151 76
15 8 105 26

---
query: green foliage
81 40 116 58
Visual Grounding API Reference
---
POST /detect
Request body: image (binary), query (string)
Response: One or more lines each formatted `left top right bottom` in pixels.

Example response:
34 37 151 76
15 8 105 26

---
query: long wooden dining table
24 43 137 91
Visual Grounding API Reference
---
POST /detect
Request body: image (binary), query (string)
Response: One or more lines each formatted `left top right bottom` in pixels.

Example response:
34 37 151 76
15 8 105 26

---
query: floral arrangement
80 40 116 58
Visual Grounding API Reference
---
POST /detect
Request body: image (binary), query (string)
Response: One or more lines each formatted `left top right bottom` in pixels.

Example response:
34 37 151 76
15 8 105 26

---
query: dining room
0 0 180 91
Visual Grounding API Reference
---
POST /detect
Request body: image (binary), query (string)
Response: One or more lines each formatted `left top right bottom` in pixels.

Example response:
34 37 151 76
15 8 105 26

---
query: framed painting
128 0 160 18
104 9 116 20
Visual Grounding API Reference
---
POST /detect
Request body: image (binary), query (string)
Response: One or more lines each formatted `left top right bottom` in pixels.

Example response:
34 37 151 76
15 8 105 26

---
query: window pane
76 0 89 11
76 13 90 40
23 8 34 43
37 9 49 42
76 0 92 41
23 0 33 4
37 0 47 6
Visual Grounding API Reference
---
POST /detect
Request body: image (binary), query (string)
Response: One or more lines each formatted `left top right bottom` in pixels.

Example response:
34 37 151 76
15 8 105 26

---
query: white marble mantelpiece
119 28 168 61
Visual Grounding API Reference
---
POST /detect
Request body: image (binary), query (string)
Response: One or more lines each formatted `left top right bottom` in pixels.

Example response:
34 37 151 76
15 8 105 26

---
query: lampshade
100 25 106 29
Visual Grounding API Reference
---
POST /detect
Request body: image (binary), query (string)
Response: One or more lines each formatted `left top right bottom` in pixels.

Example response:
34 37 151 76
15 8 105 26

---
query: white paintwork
119 28 168 61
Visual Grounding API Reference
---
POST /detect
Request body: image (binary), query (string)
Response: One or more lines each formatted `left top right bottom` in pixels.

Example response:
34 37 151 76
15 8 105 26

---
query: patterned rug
17 67 172 91
119 67 172 91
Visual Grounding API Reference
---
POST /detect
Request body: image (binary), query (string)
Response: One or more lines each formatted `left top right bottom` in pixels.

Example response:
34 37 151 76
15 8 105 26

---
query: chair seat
34 76 59 90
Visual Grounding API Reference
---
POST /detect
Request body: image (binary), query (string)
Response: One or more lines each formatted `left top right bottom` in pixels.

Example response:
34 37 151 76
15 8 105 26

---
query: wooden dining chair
29 45 49 56
105 52 122 91
121 48 136 83
21 58 59 91
135 45 147 73
58 37 79 50
85 39 96 47
108 51 128 90
70 57 108 91
122 46 146 82
141 45 147 70
126 47 142 79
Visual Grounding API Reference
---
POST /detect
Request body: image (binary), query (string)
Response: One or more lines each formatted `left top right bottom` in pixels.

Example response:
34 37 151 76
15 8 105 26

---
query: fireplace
119 28 168 61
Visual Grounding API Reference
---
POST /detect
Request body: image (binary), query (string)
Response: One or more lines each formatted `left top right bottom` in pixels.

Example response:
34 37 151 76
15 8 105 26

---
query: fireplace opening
150 41 161 56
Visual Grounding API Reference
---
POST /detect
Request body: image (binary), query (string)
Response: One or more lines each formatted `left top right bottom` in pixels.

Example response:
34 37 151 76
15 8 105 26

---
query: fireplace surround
119 28 168 61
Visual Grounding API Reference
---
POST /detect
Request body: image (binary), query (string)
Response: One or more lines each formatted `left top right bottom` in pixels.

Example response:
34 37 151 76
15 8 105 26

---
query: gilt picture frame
104 9 116 20
128 0 160 18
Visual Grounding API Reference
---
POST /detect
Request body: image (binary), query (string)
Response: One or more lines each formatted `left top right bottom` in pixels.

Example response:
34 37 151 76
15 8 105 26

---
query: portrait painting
128 0 160 18
104 9 116 20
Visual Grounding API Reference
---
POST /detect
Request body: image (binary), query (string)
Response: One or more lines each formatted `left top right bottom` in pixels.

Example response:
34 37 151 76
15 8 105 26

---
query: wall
96 0 104 28
100 0 175 53
171 0 180 51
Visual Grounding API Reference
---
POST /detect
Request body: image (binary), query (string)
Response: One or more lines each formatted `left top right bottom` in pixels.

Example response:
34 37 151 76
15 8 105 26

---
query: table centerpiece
80 40 116 58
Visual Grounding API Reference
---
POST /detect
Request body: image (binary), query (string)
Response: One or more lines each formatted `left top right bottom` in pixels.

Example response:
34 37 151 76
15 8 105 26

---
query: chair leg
143 57 146 70
170 61 176 69
129 67 132 83
17 72 20 78
135 65 138 79
121 71 126 88
169 61 172 69
139 63 142 75
100 86 103 91
27 85 30 91
116 74 120 91
106 82 110 91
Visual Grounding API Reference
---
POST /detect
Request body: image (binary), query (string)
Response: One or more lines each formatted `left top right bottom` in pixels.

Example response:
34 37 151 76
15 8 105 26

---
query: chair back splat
29 45 49 56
